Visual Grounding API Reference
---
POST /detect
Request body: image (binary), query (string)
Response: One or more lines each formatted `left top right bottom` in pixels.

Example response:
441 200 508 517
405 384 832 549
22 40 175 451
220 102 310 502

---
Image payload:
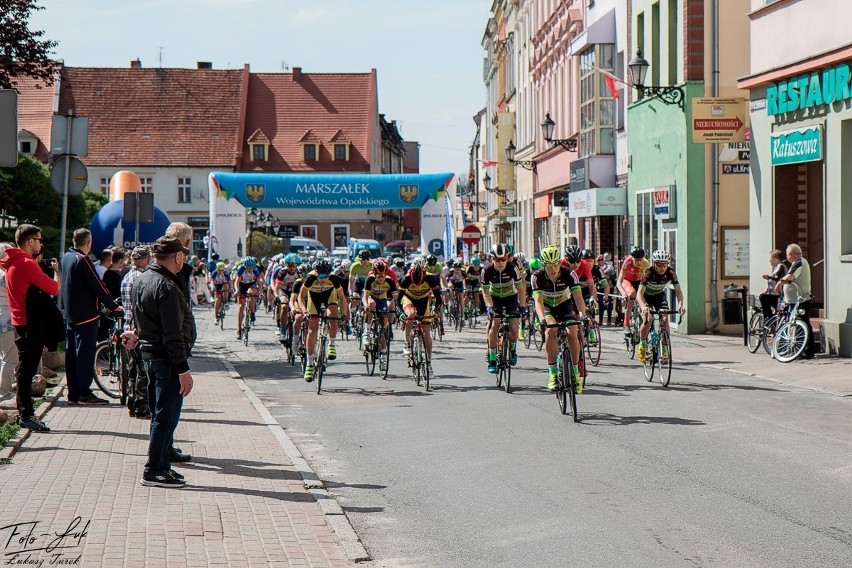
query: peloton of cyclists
636 250 685 364
272 254 300 343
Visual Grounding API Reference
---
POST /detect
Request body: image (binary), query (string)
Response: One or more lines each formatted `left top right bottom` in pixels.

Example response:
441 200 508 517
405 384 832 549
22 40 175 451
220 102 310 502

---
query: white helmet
651 250 671 264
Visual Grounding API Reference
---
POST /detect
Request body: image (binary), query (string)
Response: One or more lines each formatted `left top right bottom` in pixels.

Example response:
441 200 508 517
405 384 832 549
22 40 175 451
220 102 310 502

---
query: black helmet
581 248 594 260
426 254 437 265
409 265 425 284
630 246 646 259
358 250 371 260
211 252 220 261
314 259 332 274
564 245 582 263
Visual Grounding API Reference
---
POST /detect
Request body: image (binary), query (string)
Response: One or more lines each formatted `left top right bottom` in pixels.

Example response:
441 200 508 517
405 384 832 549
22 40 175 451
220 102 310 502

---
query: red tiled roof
14 76 55 161
240 71 376 172
55 67 245 167
247 129 269 143
328 129 350 143
297 129 320 143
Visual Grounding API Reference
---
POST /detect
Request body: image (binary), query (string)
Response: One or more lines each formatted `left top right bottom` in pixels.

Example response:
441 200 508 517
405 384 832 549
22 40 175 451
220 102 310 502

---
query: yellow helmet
540 246 560 265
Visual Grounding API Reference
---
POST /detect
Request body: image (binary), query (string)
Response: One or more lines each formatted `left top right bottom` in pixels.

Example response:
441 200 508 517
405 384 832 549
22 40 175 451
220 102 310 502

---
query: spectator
121 245 152 418
0 225 61 432
0 243 16 400
760 249 787 318
99 248 126 341
31 248 64 377
166 222 194 304
132 236 196 488
60 228 122 405
775 243 814 358
95 249 112 279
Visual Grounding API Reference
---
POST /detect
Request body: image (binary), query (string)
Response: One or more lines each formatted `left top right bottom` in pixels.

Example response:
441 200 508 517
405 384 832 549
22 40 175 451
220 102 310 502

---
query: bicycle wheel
562 349 578 422
412 336 422 386
287 322 296 366
747 311 764 353
762 315 781 355
219 307 225 330
522 318 532 349
626 325 637 359
380 328 391 380
315 338 327 394
533 319 544 351
243 308 250 346
772 319 809 363
93 342 120 398
643 341 655 382
423 347 432 391
365 342 376 376
504 340 512 394
495 336 505 389
586 320 602 366
658 330 673 387
118 345 129 405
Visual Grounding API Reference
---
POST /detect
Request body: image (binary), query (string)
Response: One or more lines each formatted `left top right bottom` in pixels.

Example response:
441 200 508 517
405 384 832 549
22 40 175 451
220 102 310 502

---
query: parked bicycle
746 295 782 354
642 308 681 387
93 314 129 401
771 283 812 363
545 319 585 422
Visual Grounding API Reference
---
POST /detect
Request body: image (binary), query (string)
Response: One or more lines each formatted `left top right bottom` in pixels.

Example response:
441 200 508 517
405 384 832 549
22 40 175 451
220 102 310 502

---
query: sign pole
134 192 141 246
58 109 73 256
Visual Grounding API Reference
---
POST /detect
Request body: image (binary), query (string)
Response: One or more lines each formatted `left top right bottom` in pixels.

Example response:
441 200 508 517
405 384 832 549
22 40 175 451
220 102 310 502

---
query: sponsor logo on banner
399 184 419 203
246 184 265 203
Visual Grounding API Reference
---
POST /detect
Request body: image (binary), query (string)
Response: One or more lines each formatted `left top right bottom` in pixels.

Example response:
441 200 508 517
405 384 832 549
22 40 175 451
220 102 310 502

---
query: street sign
0 90 17 167
50 156 88 196
461 224 482 245
722 163 750 174
719 142 751 162
50 114 89 156
691 98 747 143
122 192 155 223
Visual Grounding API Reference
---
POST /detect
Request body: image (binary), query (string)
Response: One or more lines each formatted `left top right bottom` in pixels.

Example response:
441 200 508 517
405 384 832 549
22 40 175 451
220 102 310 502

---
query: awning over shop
568 187 627 218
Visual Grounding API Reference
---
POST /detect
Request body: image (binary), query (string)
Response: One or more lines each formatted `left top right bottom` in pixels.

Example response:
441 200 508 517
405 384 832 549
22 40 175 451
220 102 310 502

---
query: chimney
292 67 302 81
130 59 142 68
197 61 212 69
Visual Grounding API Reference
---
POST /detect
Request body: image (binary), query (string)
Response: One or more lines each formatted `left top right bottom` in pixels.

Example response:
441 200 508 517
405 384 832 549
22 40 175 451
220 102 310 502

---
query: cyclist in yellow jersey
399 264 440 357
424 254 445 335
349 250 372 311
299 258 349 382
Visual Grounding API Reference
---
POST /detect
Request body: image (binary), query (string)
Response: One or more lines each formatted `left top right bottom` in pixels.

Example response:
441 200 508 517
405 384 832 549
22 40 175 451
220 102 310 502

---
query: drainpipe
707 0 721 332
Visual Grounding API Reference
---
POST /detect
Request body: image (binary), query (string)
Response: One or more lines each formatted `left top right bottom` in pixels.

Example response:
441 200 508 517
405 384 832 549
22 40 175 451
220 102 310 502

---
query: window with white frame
178 177 192 203
579 44 616 157
635 189 657 253
99 177 110 196
333 143 348 161
140 177 153 193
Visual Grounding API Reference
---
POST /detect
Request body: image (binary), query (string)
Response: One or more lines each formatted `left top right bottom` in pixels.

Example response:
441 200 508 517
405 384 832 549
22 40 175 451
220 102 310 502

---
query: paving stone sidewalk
0 355 355 568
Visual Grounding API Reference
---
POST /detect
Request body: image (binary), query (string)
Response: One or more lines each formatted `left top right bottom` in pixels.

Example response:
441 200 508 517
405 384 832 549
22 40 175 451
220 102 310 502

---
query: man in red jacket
0 224 61 432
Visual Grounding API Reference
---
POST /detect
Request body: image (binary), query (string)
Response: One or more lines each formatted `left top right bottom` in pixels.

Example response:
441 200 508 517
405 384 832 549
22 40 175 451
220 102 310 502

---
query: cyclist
532 245 587 393
349 250 372 313
299 258 348 382
636 250 685 363
399 264 440 357
391 257 406 282
424 254 445 335
561 246 600 342
463 258 482 316
482 243 526 374
616 247 651 331
446 261 466 325
210 261 231 324
362 259 398 348
235 256 261 340
290 264 309 348
272 254 300 342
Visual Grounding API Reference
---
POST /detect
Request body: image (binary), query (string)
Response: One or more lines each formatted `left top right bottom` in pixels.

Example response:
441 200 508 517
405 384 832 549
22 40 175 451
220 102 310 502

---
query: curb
1 376 66 461
220 357 371 563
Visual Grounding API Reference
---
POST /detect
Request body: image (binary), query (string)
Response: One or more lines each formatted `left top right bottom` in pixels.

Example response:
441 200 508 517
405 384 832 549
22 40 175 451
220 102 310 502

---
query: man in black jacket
60 228 121 405
132 236 196 488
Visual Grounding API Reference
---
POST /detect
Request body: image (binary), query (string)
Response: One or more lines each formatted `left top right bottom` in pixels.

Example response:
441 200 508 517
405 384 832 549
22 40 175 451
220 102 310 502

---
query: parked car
382 240 412 259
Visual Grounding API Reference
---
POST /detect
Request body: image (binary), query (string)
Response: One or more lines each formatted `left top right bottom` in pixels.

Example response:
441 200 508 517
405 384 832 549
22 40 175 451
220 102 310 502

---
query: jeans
13 325 45 419
65 320 99 401
143 359 184 474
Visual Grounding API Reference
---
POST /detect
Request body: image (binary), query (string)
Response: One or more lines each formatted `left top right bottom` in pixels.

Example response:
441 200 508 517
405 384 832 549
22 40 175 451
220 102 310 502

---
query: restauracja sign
766 62 852 116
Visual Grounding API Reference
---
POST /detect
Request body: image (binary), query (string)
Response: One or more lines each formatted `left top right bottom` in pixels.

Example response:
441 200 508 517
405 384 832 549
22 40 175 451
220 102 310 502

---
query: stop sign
461 224 482 245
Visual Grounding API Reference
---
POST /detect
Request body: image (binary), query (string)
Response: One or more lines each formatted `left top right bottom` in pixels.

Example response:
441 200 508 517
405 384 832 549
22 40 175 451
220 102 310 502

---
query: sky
30 0 490 176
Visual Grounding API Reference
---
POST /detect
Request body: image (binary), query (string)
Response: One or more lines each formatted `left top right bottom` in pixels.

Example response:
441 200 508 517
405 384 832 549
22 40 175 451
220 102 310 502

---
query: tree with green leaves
0 0 58 90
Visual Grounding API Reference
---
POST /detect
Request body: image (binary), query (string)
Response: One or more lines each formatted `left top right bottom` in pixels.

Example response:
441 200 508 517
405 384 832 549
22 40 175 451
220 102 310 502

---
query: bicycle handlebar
544 320 584 329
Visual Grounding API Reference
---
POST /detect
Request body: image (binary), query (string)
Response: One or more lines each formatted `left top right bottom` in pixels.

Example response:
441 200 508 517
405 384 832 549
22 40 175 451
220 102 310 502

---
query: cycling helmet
314 259 332 275
506 243 514 255
651 250 671 264
341 259 351 269
409 265 425 285
491 243 509 258
358 250 371 261
471 256 481 267
412 257 424 267
211 252 220 261
394 257 405 267
216 261 225 271
630 246 646 259
581 249 594 260
529 257 542 270
372 259 388 274
564 245 582 263
541 246 561 265
446 259 455 269
243 256 257 269
426 254 437 265
260 257 268 266
515 252 526 263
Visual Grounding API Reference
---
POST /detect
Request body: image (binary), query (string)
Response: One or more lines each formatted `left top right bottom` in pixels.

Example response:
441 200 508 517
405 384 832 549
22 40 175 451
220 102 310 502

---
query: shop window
841 119 852 256
579 44 616 157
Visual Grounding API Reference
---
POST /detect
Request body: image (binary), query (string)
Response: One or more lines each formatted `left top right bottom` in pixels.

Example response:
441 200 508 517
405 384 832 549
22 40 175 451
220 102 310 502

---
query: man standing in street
0 225 61 432
60 228 121 405
132 236 196 488
121 245 152 418
775 243 815 358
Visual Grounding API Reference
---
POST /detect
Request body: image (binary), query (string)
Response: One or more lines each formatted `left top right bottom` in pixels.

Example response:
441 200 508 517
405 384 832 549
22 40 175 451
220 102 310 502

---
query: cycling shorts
306 289 339 315
238 282 258 297
542 300 577 323
644 293 669 313
491 295 520 317
402 296 432 319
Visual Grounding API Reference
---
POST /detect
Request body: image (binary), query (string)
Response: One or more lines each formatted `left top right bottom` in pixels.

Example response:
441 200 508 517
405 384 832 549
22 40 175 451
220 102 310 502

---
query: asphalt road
199 305 852 568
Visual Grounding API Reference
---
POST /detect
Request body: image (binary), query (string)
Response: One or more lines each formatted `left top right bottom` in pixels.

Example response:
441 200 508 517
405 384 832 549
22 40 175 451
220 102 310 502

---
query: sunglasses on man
494 256 508 262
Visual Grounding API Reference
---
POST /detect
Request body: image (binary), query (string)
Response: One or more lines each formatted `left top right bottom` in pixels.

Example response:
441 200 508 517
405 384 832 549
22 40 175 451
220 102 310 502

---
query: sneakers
237 330 242 340
547 371 558 392
304 365 315 382
487 361 497 374
637 344 647 363
327 344 337 360
510 350 518 366
17 416 50 432
78 394 109 405
168 469 185 481
141 471 185 488
169 449 192 463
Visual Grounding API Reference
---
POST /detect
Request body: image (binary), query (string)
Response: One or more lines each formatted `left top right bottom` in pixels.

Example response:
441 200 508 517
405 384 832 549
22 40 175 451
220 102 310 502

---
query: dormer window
329 130 351 162
303 143 318 161
17 129 37 156
246 129 271 162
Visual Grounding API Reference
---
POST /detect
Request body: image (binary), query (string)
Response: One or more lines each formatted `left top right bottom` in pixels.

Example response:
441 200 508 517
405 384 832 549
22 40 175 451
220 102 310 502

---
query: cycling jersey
210 271 231 290
639 266 680 296
303 272 344 295
481 264 522 298
425 263 443 277
364 274 398 301
620 257 651 283
399 274 440 301
447 270 465 288
464 266 481 288
390 266 405 281
349 261 372 280
531 266 582 307
274 267 299 294
560 258 593 289
236 265 261 285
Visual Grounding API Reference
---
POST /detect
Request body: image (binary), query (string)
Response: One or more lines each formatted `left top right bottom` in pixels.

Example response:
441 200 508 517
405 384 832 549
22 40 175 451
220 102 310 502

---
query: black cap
130 245 151 260
152 236 190 255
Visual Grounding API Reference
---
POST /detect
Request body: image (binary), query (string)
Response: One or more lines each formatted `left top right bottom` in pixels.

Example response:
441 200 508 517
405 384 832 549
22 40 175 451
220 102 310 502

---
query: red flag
481 160 498 167
604 75 620 99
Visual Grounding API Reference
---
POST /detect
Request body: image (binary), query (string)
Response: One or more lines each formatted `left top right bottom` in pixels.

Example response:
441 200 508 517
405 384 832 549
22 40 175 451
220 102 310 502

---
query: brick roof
55 66 245 167
239 71 377 172
14 76 55 161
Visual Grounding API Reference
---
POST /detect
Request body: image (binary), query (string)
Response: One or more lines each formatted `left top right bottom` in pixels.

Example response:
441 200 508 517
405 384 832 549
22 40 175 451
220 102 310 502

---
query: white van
285 237 328 255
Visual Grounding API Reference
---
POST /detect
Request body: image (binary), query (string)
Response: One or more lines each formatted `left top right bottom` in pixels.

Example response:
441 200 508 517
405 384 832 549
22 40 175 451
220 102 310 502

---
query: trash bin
723 283 749 346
